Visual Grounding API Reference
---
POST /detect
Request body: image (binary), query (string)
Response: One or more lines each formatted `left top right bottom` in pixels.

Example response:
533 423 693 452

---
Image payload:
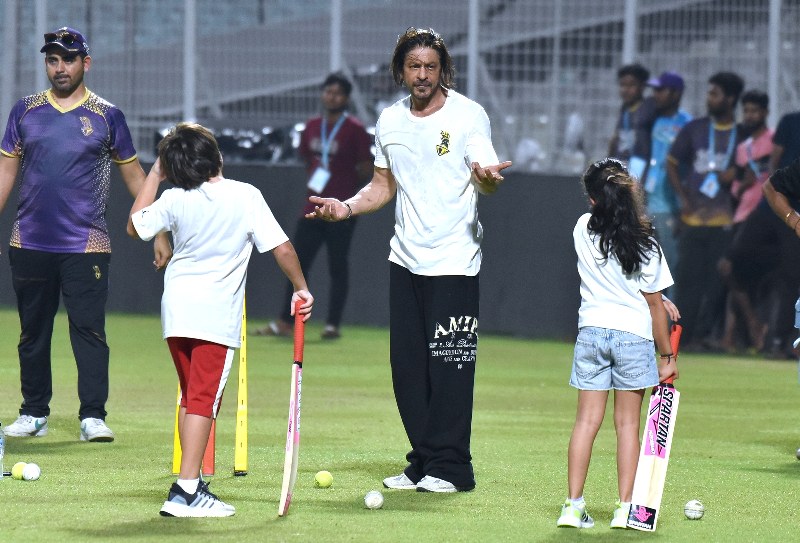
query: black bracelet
344 202 353 219
659 353 674 359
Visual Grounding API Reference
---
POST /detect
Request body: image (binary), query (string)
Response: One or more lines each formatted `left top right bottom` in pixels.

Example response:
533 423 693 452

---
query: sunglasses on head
43 30 81 47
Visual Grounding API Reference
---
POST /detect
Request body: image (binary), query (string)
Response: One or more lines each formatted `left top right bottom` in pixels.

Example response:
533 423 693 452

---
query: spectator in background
643 71 691 279
608 63 657 180
770 109 800 172
763 159 800 358
256 73 373 340
0 27 171 442
718 90 772 353
667 71 745 350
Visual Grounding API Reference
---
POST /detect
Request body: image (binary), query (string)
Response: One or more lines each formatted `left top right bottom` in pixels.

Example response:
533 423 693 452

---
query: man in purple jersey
0 27 171 442
666 71 745 350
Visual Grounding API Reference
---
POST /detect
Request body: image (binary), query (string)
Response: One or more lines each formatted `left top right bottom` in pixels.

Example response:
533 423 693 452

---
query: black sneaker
159 482 235 517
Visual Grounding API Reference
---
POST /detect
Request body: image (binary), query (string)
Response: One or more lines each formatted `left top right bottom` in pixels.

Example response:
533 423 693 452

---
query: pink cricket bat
627 324 682 531
278 300 305 517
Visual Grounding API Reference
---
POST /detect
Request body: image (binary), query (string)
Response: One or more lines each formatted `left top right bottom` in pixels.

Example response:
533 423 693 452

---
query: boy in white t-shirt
127 123 313 517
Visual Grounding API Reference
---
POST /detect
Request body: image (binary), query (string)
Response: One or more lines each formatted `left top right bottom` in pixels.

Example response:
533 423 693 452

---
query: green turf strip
0 308 797 542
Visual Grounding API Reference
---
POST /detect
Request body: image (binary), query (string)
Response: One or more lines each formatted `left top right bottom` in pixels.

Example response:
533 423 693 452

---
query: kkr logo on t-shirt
436 130 450 156
80 116 93 136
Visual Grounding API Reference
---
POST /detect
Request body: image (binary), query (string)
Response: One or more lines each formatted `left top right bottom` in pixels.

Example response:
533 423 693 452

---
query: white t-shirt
131 179 288 347
574 213 673 340
374 89 499 276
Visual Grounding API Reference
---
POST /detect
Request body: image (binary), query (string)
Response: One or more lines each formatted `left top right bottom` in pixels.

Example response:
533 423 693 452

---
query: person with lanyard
608 63 657 180
666 71 745 350
256 73 372 340
643 71 692 283
717 90 773 354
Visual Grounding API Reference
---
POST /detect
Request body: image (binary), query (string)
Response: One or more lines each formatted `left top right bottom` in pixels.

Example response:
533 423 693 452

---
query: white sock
177 478 199 494
619 501 631 509
570 497 586 508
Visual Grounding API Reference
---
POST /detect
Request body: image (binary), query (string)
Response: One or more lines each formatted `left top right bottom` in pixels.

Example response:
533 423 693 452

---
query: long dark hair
581 158 659 274
390 27 455 88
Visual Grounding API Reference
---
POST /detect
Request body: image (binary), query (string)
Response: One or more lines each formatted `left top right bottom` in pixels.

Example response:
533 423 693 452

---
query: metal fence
1 0 796 172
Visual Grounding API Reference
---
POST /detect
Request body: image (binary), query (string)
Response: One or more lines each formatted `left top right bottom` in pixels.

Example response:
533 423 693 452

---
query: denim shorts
570 327 659 391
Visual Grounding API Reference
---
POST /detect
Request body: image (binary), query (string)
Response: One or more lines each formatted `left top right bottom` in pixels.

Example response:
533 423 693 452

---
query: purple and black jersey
1 89 137 253
668 117 744 226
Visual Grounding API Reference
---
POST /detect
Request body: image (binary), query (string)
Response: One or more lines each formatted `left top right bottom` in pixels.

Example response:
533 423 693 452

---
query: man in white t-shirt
306 27 511 493
127 123 313 517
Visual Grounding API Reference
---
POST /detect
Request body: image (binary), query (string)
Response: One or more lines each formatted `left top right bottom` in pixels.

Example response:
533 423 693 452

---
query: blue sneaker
160 482 235 517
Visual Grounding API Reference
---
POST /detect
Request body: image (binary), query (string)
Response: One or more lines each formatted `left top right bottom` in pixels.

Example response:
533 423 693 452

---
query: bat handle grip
293 300 305 362
661 324 682 385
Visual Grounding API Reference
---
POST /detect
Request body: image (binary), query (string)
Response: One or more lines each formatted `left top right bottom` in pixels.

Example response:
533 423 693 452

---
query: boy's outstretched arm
127 159 165 239
272 240 314 320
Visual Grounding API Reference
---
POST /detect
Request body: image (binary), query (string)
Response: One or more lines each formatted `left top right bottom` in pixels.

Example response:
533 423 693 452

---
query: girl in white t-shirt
557 158 678 530
128 123 313 518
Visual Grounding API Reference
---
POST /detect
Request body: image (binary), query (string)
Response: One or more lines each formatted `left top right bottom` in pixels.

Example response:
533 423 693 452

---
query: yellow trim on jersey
113 154 138 165
713 122 734 131
1 149 19 158
46 88 90 113
681 213 732 227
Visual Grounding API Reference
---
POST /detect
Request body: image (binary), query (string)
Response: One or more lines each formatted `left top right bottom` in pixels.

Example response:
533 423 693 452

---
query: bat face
278 364 302 516
627 325 682 531
644 383 678 459
627 383 681 531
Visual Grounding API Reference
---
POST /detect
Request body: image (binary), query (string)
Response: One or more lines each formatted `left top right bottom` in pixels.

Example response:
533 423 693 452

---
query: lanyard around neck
708 121 737 170
320 113 347 169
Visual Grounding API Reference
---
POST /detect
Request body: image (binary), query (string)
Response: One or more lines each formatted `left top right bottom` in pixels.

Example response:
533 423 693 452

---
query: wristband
785 210 794 224
344 202 353 220
659 353 674 359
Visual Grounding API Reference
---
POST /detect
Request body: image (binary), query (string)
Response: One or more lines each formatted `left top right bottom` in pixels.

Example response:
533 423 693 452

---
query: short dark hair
157 123 222 190
709 71 745 104
322 72 352 96
617 63 650 83
391 27 455 88
741 89 769 110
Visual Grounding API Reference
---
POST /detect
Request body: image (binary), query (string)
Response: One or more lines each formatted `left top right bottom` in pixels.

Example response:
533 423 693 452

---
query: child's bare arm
272 241 313 320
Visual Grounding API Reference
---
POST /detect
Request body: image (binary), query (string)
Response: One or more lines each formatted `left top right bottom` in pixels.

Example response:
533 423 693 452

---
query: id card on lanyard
308 113 347 194
699 122 736 199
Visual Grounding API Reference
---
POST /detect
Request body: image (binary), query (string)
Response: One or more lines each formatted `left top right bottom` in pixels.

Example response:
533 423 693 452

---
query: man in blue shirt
644 71 691 279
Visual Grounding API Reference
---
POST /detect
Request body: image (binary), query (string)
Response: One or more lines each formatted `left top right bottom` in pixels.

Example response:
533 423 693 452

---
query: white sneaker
382 473 417 490
610 501 630 529
160 482 235 517
80 417 115 442
416 475 468 493
199 480 235 512
557 500 595 528
4 415 48 437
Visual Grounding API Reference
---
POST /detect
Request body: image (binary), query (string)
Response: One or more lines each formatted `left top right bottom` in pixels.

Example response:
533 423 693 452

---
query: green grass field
0 308 798 542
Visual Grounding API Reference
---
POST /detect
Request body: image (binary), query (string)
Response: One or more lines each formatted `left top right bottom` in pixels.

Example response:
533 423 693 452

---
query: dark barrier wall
0 165 586 340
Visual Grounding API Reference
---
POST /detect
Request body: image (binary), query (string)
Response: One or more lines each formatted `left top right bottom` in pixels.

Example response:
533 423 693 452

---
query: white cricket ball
684 499 704 520
364 490 384 509
796 447 800 460
22 462 41 481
